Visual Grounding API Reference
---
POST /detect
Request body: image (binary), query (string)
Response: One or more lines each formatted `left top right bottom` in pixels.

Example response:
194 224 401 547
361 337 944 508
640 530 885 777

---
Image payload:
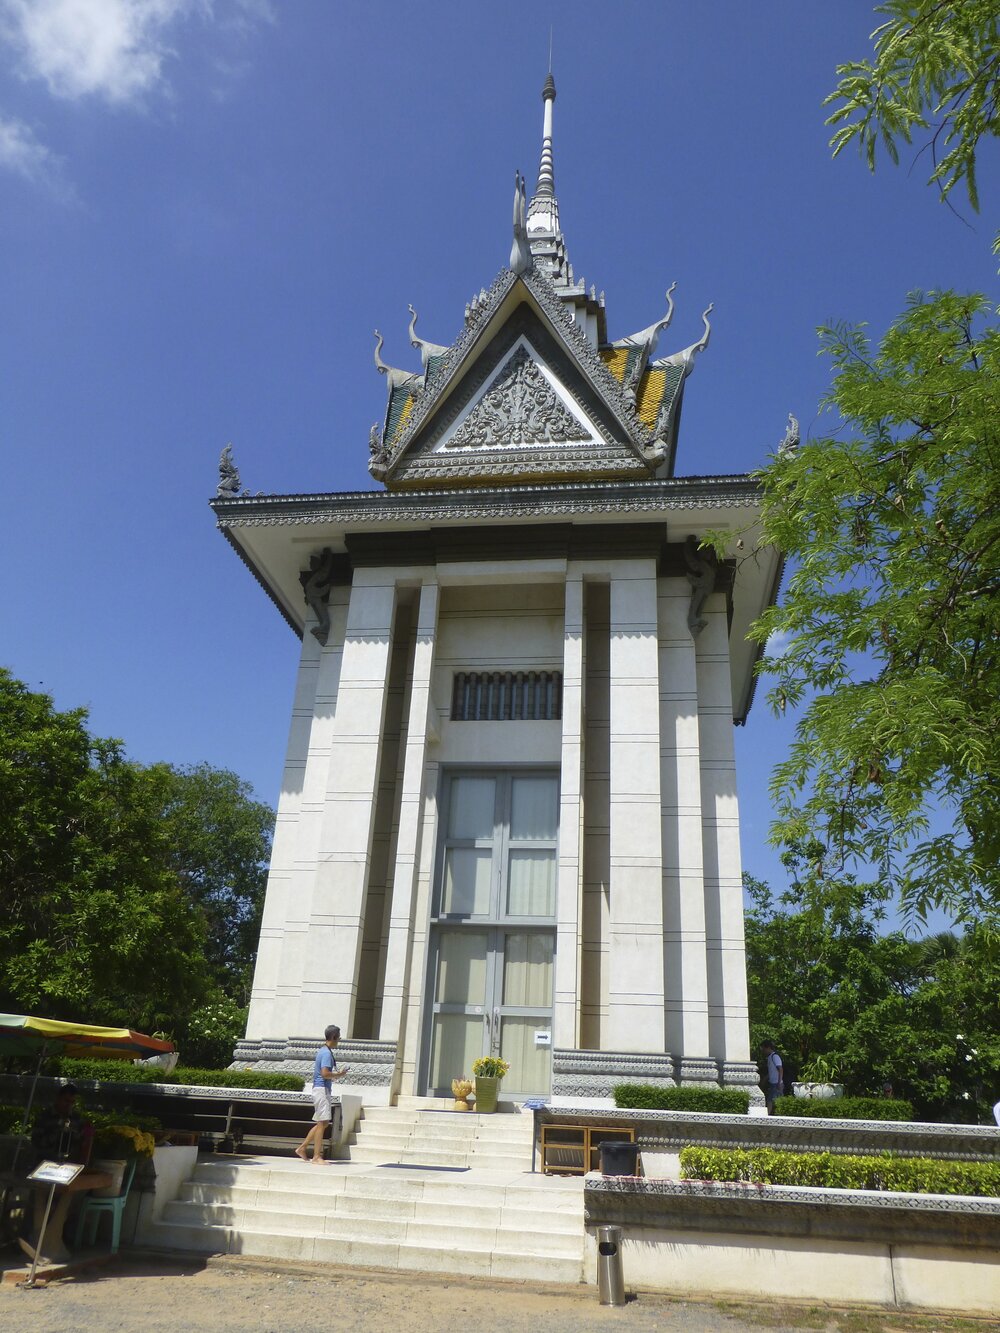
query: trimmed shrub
0 1103 27 1134
613 1084 750 1114
679 1146 1000 1196
56 1058 302 1093
173 1067 303 1092
58 1058 177 1084
774 1096 914 1122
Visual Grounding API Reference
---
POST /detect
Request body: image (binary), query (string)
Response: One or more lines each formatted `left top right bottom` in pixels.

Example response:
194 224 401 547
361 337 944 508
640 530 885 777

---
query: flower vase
474 1075 499 1114
91 1158 127 1197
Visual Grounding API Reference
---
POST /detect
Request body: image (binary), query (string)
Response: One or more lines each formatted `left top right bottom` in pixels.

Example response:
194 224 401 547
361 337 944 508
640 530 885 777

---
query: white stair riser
180 1185 581 1233
146 1222 583 1285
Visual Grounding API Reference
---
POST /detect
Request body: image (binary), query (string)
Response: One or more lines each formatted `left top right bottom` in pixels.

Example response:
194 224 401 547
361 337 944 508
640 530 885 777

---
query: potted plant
90 1120 157 1196
792 1055 845 1100
471 1056 509 1114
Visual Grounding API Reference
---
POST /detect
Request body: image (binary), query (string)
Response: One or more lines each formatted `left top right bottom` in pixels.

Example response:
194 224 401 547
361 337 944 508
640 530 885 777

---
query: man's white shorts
311 1085 332 1122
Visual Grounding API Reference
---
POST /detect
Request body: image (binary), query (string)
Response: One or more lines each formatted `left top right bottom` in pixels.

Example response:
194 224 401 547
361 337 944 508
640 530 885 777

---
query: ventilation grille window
451 671 563 722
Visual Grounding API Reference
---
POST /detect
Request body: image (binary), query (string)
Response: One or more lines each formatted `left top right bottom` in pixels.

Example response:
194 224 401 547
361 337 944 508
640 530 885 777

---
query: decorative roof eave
377 266 660 484
211 474 762 529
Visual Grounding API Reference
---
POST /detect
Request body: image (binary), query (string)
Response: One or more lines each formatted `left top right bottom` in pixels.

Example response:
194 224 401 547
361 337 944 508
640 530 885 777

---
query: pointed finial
510 171 532 274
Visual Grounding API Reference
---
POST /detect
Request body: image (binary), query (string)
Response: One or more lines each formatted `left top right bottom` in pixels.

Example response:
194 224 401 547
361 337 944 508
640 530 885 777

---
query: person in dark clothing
30 1083 93 1166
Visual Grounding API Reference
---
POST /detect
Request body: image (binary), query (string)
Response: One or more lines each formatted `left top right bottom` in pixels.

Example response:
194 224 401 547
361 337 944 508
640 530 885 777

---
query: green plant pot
474 1075 499 1113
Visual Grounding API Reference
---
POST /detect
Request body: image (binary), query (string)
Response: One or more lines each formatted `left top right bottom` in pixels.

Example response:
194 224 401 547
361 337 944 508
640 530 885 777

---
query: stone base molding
720 1060 766 1105
551 1049 677 1099
232 1037 397 1090
675 1057 720 1086
551 1050 765 1102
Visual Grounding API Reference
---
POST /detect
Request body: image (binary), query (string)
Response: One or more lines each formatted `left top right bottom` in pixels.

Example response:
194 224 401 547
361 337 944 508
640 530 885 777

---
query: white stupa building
214 75 781 1106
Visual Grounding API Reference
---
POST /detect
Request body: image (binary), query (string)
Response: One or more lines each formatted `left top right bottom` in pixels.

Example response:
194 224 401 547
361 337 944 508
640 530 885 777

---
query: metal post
22 1182 58 1289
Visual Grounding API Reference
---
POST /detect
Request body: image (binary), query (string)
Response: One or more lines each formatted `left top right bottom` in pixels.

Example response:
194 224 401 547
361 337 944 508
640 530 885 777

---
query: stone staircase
145 1103 586 1283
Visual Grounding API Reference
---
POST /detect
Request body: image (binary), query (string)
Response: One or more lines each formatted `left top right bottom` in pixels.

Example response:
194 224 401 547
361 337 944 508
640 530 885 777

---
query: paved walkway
0 1252 987 1333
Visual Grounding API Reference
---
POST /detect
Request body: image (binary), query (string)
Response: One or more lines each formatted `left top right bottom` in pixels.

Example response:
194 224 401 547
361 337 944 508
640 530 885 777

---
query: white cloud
0 0 204 105
764 628 792 660
0 111 70 194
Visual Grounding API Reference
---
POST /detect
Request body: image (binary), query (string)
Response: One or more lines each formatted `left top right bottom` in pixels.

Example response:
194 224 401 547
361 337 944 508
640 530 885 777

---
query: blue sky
1 3 996 906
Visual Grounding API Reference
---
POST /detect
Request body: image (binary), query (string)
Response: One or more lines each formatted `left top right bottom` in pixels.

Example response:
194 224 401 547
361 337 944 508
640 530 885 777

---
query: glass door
425 771 558 1098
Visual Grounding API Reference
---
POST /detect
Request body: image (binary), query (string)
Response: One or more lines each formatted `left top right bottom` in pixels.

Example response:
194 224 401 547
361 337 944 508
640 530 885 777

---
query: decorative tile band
232 1037 397 1089
551 1050 765 1103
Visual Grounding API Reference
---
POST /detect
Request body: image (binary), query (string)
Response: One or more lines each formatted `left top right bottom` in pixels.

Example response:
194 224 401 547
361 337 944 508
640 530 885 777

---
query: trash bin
597 1224 626 1306
599 1139 639 1176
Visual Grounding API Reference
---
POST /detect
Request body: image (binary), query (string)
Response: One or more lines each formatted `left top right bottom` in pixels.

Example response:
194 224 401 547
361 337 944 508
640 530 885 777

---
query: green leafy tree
0 670 210 1031
0 669 273 1044
153 762 273 999
744 874 1000 1121
827 0 1000 251
747 291 999 930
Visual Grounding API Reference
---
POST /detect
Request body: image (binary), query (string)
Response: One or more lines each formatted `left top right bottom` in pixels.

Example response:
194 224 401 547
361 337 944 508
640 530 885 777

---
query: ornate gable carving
445 346 588 451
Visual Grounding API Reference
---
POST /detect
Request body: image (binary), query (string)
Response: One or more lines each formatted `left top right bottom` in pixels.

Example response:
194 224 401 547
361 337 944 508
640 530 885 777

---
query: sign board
534 1030 551 1047
28 1160 84 1186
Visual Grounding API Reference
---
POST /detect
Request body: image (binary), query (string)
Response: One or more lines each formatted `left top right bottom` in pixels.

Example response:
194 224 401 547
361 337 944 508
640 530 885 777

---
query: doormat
376 1164 471 1173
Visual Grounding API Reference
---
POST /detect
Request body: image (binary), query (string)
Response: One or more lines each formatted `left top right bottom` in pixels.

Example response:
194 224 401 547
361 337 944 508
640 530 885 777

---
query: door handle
484 1010 492 1043
492 1007 501 1053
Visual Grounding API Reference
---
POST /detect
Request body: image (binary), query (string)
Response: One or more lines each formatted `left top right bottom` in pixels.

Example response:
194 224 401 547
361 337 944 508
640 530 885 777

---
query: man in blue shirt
295 1025 348 1164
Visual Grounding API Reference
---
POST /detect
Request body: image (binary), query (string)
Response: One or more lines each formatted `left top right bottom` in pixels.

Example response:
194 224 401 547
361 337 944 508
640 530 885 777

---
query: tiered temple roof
371 73 714 489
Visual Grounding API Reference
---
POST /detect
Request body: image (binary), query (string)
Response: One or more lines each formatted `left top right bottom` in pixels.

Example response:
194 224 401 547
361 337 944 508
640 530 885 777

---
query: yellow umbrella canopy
0 1013 173 1061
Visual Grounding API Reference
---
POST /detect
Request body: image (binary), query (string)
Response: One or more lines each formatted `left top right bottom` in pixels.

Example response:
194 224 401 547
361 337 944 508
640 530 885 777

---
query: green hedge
55 1058 303 1093
173 1067 303 1092
679 1146 1000 1196
0 1103 27 1135
613 1084 750 1114
774 1096 914 1121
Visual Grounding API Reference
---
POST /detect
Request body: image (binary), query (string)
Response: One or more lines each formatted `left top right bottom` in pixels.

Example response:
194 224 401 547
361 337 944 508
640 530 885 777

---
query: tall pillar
301 569 397 1036
658 576 711 1070
607 560 665 1051
553 572 585 1048
246 588 349 1040
379 577 439 1048
698 595 751 1063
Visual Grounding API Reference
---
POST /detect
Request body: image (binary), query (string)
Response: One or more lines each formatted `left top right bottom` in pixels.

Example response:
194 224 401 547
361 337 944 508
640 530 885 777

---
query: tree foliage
744 874 1000 1122
749 291 999 929
0 668 273 1038
826 0 1000 249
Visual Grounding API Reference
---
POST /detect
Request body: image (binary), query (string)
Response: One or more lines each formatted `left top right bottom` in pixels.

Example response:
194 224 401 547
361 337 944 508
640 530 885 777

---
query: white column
607 560 665 1051
379 577 439 1046
698 596 751 1062
246 589 349 1040
300 570 397 1036
658 576 710 1061
553 572 584 1048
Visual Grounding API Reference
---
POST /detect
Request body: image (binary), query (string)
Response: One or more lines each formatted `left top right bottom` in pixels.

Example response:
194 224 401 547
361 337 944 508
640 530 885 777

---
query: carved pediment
445 346 590 451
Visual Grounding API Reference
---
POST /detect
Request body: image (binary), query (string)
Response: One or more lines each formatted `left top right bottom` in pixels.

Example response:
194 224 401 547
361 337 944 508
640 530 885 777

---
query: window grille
451 671 562 721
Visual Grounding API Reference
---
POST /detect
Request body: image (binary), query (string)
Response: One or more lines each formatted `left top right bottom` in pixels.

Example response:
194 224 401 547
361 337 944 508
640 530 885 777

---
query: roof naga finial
653 303 715 379
617 281 678 354
510 171 532 274
217 442 242 498
373 329 423 393
777 413 800 457
406 304 450 372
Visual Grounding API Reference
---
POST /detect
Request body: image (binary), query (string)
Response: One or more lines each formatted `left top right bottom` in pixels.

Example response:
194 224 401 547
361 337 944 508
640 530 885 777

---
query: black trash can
599 1140 639 1176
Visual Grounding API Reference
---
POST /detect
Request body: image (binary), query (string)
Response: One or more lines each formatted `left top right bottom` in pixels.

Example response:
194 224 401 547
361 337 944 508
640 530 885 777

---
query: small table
19 1167 113 1265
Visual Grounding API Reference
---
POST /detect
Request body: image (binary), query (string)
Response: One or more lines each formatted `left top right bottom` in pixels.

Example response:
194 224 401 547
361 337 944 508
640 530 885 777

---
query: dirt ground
0 1253 992 1333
